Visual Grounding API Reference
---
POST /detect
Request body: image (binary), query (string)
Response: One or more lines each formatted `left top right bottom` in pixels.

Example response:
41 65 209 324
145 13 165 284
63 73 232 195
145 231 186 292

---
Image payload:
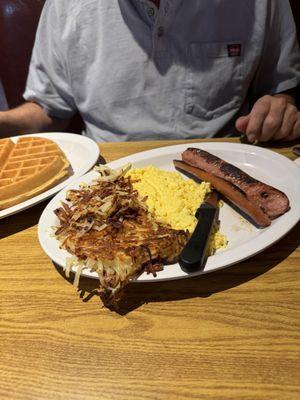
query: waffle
0 138 14 169
0 137 70 210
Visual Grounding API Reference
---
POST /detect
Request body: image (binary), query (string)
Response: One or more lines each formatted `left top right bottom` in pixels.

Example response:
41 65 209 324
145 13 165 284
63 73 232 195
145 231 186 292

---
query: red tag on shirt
227 44 241 57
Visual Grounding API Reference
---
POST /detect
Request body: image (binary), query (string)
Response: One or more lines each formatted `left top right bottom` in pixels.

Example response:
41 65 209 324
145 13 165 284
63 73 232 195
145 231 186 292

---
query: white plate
38 142 300 282
0 132 99 219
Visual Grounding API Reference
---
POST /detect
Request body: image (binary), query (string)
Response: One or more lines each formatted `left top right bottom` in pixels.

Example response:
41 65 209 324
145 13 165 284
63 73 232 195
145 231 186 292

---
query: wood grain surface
1 138 299 400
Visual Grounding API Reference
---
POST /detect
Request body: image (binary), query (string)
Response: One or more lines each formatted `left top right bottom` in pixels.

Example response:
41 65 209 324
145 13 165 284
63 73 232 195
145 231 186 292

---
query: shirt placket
151 1 169 58
135 0 175 58
135 0 157 25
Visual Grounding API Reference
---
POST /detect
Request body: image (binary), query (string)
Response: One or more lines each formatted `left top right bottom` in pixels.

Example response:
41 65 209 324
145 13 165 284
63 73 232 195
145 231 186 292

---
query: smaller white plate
0 132 99 219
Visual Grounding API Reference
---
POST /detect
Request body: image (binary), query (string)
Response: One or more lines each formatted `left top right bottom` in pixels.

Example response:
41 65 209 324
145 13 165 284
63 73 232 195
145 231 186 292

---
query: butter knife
179 190 219 273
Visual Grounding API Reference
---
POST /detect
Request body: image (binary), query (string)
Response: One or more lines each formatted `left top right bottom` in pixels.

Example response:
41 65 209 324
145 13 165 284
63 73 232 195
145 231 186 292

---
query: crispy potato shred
54 164 189 305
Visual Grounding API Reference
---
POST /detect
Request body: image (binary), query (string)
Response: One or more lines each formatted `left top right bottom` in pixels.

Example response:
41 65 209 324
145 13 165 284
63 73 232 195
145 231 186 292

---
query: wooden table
1 138 299 400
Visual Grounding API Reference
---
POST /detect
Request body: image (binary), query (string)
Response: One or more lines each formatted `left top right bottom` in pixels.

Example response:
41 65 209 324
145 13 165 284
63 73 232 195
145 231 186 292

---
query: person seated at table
0 0 300 143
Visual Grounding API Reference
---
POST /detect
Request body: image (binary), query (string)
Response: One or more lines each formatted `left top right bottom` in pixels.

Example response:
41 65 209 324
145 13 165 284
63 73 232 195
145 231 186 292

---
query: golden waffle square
0 137 70 210
0 138 14 170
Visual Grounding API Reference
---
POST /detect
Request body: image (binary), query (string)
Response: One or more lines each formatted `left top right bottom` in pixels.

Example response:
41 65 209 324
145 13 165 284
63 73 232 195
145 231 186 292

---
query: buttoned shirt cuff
271 77 300 96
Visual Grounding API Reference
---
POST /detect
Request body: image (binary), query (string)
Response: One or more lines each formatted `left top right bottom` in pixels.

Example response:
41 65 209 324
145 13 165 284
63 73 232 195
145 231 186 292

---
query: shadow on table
0 200 50 239
240 135 300 148
54 221 300 315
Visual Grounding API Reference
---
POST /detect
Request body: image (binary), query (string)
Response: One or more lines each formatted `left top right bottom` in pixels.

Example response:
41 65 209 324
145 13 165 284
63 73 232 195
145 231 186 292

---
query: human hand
235 95 300 143
0 103 69 138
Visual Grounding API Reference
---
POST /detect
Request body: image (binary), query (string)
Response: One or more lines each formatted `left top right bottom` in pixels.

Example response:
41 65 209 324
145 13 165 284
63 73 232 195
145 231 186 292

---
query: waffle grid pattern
0 138 64 187
0 137 70 209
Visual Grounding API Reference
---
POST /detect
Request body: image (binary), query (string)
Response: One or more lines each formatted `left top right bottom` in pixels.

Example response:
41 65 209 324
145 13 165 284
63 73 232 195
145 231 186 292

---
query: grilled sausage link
181 148 290 221
173 159 271 227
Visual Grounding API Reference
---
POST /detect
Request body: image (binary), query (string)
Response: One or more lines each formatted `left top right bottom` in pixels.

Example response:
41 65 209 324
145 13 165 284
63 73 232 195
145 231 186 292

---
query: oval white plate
38 142 300 282
0 132 99 219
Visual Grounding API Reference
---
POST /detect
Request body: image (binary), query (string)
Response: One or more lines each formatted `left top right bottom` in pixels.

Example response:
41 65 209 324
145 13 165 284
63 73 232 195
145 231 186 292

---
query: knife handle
179 205 217 273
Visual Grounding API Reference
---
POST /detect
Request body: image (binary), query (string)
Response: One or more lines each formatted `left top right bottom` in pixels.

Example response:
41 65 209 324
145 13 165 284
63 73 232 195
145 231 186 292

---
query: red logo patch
227 44 241 57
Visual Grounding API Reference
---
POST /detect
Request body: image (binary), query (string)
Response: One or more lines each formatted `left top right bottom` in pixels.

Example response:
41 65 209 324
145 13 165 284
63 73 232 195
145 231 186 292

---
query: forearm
0 102 70 138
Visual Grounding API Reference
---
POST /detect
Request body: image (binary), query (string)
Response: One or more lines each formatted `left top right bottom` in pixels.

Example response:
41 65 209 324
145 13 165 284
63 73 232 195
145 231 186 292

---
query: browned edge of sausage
182 147 290 219
173 159 271 228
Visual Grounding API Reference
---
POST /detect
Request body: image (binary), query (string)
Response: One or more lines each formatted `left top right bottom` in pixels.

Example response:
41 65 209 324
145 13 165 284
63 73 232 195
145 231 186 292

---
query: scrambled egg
127 165 227 254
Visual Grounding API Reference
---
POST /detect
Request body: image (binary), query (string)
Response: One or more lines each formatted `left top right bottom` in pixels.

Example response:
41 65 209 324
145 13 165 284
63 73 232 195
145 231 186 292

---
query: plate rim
38 141 300 283
0 132 100 219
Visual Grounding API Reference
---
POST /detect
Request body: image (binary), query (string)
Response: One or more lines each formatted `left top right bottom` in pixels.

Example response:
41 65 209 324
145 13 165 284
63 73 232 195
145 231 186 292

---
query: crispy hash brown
54 164 189 303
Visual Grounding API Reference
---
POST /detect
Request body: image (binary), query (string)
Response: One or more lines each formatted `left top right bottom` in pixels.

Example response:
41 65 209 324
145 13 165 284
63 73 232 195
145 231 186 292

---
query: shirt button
157 26 164 37
186 105 194 114
147 7 155 17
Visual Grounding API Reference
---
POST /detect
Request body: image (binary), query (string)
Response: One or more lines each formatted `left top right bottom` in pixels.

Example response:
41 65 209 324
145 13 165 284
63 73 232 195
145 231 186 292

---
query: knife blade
177 179 219 273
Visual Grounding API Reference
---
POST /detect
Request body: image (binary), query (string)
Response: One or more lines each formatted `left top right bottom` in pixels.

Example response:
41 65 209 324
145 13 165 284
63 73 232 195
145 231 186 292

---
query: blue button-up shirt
24 0 300 142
